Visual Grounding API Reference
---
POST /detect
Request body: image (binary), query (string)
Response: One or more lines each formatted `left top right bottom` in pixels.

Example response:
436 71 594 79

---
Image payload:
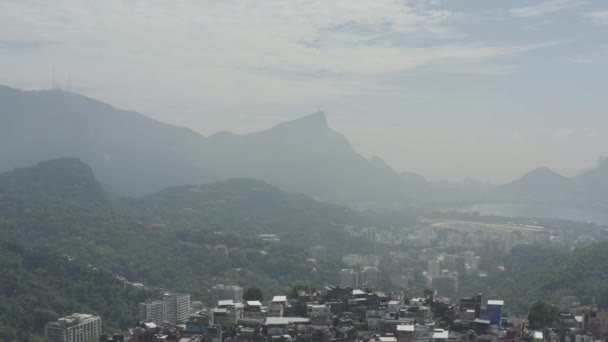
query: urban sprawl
45 219 608 342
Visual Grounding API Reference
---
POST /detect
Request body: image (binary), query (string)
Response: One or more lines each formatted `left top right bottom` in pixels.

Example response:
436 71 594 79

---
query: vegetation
0 235 157 341
453 242 608 315
3 158 607 338
243 287 264 302
527 300 559 328
0 158 380 338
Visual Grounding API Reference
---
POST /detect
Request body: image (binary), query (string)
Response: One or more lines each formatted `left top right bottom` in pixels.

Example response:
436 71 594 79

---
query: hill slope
0 86 210 195
493 167 572 202
0 238 155 341
0 158 385 337
0 157 106 204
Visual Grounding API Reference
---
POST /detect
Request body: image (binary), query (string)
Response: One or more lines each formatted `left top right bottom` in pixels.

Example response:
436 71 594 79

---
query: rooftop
272 296 287 302
433 330 449 339
397 325 415 332
265 317 310 326
50 313 100 327
379 337 397 342
218 299 234 307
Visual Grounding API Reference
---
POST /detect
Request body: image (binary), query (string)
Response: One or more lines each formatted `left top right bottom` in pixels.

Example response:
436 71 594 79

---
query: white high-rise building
210 284 243 306
139 300 166 324
338 269 358 288
45 313 101 342
165 293 191 323
427 259 441 277
360 266 380 286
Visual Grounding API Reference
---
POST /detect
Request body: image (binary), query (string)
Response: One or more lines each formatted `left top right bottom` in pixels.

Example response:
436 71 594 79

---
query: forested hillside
0 237 157 341
469 243 608 314
0 158 380 338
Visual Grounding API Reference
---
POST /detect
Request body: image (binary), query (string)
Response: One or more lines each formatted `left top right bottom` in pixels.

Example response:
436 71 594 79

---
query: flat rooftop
265 317 310 325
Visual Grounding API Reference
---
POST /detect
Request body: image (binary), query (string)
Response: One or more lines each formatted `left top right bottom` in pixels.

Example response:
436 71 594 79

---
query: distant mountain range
0 85 435 205
1 85 606 208
492 160 608 208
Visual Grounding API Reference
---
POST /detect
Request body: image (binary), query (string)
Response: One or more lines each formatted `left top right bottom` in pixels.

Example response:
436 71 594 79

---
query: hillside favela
1 1 608 342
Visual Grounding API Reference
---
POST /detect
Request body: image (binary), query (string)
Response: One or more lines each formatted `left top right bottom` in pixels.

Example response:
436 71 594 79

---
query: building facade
338 269 358 288
210 284 243 306
360 266 381 286
139 300 166 324
165 293 191 323
45 313 101 342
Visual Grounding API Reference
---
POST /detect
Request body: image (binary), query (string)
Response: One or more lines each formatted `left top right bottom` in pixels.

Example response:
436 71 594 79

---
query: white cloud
584 10 608 25
0 0 563 113
510 0 586 18
0 0 552 79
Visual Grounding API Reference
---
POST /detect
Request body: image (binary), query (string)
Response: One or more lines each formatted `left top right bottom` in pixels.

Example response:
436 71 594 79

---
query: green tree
528 300 558 328
243 287 264 302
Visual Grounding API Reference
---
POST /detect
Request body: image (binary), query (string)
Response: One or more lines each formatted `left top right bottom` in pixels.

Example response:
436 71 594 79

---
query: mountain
573 158 608 203
0 85 210 195
0 157 106 205
0 85 431 205
491 160 608 208
493 167 572 202
204 113 420 204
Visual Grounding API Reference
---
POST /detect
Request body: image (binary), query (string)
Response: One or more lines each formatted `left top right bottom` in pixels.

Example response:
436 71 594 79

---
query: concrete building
431 270 459 299
308 245 327 261
268 295 288 317
139 300 166 324
165 293 191 323
485 300 504 327
259 234 280 242
45 313 101 342
364 227 378 242
210 284 243 306
427 259 441 277
361 266 381 286
338 269 358 288
462 251 480 270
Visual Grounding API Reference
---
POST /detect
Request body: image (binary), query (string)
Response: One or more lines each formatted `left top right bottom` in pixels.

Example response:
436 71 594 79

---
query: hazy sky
1 0 607 183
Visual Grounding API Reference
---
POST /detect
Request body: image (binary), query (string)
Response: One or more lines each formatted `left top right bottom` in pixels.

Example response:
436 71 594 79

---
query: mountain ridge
0 85 427 205
2 85 607 208
491 161 608 208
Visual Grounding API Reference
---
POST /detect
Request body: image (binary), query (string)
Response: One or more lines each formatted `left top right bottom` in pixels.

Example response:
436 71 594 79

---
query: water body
456 203 608 225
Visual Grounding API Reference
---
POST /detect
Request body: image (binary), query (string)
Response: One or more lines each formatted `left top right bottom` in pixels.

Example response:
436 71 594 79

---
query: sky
1 0 607 183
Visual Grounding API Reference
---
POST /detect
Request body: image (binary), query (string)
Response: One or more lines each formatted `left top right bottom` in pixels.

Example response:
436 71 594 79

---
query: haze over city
1 0 607 182
5 2 608 341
